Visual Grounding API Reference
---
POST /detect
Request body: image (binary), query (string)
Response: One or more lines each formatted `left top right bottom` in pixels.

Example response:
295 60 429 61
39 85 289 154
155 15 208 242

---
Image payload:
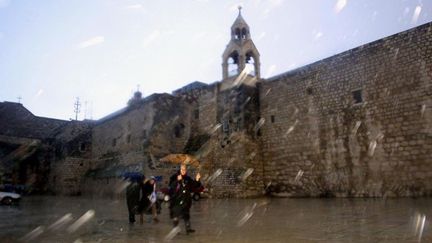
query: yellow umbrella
159 154 200 168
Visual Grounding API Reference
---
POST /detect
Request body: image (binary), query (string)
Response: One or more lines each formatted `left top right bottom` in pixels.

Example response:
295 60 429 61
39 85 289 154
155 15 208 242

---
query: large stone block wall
92 95 191 164
189 82 264 198
259 22 432 197
91 103 155 163
171 81 264 198
48 121 93 195
199 132 263 198
50 157 90 195
196 86 218 134
174 85 219 136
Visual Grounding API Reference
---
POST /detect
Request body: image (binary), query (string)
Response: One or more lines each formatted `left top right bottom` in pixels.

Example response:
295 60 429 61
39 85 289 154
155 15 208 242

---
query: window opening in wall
222 120 230 134
352 89 363 104
79 142 86 152
174 126 180 137
127 134 131 143
194 109 199 119
142 129 147 139
228 51 239 77
271 115 275 123
174 123 185 138
234 28 241 39
241 28 247 39
256 117 262 137
112 138 117 147
245 52 256 76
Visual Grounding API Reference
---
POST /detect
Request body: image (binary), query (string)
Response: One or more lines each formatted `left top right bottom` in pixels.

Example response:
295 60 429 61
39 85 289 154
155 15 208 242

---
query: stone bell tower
222 6 261 81
217 7 262 138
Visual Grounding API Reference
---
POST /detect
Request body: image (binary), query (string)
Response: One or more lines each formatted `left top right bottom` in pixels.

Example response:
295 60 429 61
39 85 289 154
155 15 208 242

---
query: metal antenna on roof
74 97 81 120
84 100 88 120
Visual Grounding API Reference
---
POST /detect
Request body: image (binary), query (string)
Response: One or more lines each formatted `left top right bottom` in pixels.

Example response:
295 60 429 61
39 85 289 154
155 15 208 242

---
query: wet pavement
0 196 431 242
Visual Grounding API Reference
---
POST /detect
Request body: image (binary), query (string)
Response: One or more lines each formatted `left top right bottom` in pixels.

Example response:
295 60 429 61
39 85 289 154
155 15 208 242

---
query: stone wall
92 94 190 163
48 121 93 195
0 102 70 193
50 157 90 195
199 132 263 198
259 22 432 197
164 78 265 198
174 84 219 136
85 93 194 196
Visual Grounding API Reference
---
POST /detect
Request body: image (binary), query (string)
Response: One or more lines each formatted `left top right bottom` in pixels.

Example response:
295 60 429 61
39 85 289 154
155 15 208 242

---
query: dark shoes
173 218 179 227
185 221 195 234
172 219 195 234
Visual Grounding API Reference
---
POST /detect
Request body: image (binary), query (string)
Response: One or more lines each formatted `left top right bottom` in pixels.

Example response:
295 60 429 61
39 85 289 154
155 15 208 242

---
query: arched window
228 51 239 77
234 28 241 39
174 123 185 138
245 52 256 76
241 28 248 39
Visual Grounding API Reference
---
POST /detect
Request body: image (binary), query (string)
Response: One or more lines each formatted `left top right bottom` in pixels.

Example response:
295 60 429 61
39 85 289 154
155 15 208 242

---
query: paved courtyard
0 196 431 242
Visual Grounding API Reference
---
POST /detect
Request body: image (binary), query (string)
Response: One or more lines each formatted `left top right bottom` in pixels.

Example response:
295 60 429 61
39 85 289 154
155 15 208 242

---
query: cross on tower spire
222 8 261 80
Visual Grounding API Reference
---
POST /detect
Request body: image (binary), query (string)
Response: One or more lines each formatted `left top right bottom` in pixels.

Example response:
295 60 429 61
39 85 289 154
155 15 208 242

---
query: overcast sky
0 0 430 120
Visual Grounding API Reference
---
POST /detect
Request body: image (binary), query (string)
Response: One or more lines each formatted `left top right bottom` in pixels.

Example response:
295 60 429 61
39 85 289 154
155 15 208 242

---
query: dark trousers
128 209 136 223
171 206 192 230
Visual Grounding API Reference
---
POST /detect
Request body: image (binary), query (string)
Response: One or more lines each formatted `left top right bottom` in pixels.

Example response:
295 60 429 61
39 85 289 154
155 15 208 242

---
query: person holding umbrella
169 163 201 234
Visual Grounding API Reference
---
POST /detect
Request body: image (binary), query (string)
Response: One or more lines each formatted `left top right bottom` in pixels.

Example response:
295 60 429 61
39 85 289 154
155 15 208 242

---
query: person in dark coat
169 164 201 234
126 175 143 224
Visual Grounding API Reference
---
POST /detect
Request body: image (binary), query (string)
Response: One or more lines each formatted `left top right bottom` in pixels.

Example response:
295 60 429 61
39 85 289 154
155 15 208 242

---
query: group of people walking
126 164 201 234
126 175 159 224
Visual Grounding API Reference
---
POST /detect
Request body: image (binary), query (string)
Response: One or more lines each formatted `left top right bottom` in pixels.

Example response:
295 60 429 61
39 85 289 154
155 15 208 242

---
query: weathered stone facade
81 93 194 195
48 121 92 195
0 101 88 194
259 22 432 197
1 14 431 198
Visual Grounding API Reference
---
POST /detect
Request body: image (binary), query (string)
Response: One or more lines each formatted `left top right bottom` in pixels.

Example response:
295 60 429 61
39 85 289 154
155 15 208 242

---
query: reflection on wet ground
0 196 430 242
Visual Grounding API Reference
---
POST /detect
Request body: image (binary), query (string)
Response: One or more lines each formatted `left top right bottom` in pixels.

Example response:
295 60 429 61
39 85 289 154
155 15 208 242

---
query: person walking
169 164 201 234
126 174 143 224
139 176 159 224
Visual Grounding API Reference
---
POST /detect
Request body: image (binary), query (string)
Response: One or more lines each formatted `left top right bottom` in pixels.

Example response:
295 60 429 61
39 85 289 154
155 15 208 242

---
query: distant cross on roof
17 96 22 104
137 84 140 92
238 5 242 15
